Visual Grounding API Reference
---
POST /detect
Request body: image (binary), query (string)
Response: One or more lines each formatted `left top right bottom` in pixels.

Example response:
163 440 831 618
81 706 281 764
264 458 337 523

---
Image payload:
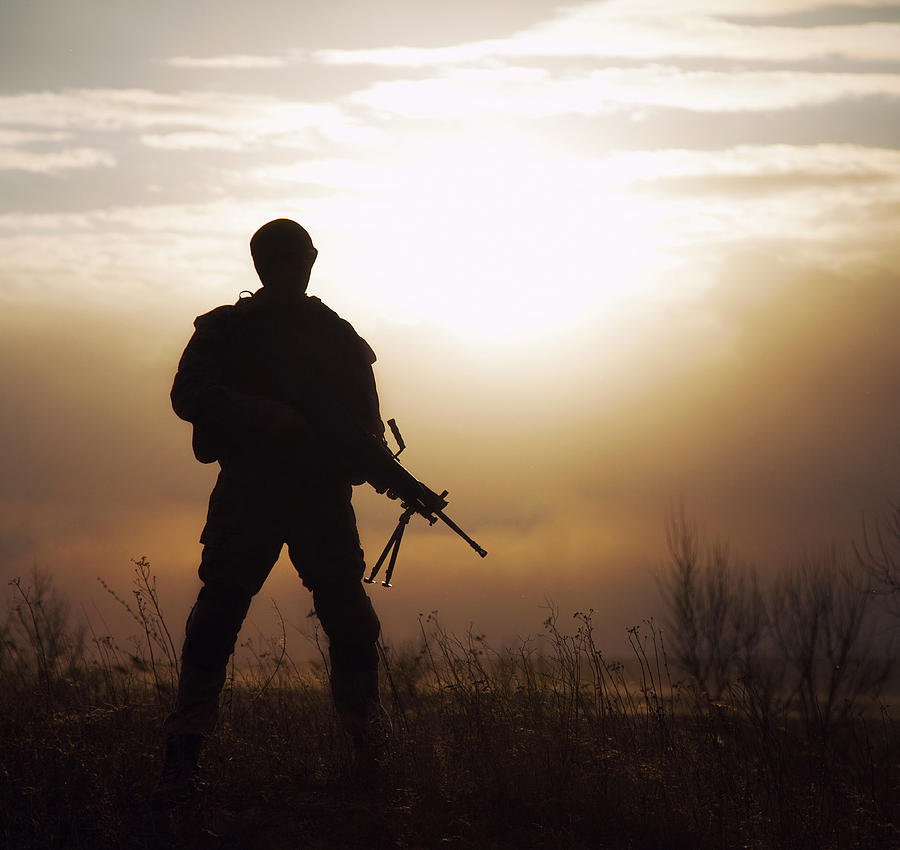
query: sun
321 131 673 350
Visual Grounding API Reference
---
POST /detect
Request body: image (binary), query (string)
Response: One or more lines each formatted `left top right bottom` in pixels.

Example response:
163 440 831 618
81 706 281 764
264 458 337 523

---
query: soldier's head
250 218 318 295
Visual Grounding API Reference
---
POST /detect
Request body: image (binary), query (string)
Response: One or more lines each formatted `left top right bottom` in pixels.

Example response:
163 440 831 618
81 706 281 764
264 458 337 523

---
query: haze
1 0 898 650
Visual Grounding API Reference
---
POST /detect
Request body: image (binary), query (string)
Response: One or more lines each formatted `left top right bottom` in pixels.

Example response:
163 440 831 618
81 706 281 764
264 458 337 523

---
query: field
1 550 897 850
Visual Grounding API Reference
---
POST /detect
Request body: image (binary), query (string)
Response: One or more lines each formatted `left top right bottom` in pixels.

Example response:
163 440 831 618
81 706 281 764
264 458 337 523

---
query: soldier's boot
151 733 205 812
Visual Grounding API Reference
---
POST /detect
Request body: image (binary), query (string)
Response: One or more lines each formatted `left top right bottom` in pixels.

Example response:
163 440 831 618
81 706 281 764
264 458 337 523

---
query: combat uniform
165 286 385 741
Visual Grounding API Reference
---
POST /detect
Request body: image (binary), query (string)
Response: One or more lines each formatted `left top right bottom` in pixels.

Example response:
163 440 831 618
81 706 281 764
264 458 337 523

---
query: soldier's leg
313 579 382 726
154 543 280 810
164 465 286 740
153 465 292 809
164 542 281 739
286 481 387 742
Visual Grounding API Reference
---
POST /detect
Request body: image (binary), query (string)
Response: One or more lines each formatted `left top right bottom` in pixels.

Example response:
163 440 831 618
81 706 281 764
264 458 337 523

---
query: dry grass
0 562 897 849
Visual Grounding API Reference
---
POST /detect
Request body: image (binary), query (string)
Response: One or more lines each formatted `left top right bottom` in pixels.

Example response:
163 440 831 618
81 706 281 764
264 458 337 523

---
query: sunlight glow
302 134 675 349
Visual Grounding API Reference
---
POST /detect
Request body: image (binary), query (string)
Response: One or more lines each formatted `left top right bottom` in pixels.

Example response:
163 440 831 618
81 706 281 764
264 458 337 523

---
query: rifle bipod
364 491 487 587
364 506 417 587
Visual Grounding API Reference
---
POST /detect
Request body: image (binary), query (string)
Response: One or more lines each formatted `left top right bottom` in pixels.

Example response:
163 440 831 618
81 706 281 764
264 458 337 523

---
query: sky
1 0 899 653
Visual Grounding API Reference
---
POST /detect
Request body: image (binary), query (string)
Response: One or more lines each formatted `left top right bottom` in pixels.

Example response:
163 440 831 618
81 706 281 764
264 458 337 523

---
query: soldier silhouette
154 218 389 807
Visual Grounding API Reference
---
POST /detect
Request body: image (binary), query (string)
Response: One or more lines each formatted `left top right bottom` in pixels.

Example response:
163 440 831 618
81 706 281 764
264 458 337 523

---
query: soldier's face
258 246 317 294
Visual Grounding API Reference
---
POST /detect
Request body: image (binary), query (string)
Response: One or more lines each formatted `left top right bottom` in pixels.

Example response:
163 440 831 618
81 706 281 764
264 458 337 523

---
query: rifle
360 418 487 587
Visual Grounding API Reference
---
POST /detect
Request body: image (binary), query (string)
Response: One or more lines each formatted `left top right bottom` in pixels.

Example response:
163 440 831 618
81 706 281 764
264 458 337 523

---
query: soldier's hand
264 402 315 444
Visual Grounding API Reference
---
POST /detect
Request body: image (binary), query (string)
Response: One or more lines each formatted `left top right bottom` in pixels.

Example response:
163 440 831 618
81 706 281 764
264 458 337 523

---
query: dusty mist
0 247 898 655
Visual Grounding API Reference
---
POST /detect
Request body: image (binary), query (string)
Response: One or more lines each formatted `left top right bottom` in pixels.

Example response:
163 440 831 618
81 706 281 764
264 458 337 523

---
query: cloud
346 66 900 118
139 132 249 151
0 127 112 174
315 2 900 66
0 146 115 173
252 140 900 192
0 88 345 138
1 137 897 336
0 130 70 145
0 196 344 312
0 87 384 160
646 170 886 197
601 143 900 182
165 54 291 69
719 4 900 28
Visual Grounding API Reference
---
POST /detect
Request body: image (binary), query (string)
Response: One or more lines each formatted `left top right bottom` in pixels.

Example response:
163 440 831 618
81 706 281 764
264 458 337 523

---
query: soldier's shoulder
195 288 262 325
305 295 340 320
308 297 377 364
194 304 243 339
192 302 239 333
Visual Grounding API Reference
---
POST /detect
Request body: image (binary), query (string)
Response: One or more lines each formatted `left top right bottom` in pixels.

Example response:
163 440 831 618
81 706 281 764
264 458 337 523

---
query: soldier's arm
171 307 235 426
357 336 386 442
305 297 386 442
171 307 311 446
